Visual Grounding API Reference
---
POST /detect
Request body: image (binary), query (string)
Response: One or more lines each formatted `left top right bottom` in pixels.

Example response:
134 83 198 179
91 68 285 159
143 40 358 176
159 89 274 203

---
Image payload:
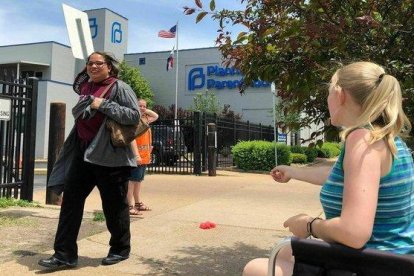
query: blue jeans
129 165 147 182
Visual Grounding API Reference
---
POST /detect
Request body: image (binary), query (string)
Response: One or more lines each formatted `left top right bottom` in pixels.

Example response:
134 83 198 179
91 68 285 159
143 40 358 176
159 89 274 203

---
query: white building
124 48 275 126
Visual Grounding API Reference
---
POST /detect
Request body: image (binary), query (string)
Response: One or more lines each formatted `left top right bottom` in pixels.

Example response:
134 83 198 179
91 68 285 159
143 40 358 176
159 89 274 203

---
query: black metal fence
201 113 274 168
0 77 38 200
147 111 196 174
147 111 275 174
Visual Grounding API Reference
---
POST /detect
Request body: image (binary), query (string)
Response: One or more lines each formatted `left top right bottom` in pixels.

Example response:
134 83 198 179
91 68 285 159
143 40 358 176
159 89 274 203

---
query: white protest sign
62 3 94 60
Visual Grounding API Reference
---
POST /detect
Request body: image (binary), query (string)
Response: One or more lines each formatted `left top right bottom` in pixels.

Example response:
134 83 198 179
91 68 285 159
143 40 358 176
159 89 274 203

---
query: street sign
62 3 94 60
278 133 287 143
0 98 11 121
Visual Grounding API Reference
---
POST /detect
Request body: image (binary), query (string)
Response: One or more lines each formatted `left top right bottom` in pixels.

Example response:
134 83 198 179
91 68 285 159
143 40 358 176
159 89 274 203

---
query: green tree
118 61 154 107
274 103 301 133
185 1 414 135
190 90 220 113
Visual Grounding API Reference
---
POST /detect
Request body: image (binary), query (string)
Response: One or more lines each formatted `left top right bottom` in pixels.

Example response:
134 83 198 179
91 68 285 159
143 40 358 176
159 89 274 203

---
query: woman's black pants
52 158 131 262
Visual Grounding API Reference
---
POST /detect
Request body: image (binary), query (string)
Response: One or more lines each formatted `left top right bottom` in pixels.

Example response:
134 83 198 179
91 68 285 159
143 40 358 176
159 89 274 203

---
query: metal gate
201 113 275 168
147 111 201 175
0 77 38 200
146 111 274 174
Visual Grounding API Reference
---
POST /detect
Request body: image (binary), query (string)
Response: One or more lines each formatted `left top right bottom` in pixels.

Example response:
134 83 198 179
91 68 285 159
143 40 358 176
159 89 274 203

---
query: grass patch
93 211 106 222
0 197 41 208
0 215 38 227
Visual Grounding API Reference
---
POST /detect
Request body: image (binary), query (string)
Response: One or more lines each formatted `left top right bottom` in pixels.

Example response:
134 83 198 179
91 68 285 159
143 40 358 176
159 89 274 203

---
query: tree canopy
119 61 155 107
185 0 414 135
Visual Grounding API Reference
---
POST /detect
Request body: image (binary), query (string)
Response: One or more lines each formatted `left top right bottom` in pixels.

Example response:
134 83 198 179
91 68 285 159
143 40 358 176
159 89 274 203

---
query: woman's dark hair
88 51 120 77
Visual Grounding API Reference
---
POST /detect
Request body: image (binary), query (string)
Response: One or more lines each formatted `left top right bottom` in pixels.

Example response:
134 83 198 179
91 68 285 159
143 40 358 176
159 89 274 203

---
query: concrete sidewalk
0 170 322 275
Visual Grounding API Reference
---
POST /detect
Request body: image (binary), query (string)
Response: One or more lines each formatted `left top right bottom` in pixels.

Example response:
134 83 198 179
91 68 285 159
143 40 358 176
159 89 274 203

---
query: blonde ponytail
337 62 411 155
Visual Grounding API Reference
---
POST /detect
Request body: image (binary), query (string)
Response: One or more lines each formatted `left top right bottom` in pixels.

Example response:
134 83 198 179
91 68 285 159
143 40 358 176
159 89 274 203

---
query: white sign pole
271 82 278 166
174 21 179 122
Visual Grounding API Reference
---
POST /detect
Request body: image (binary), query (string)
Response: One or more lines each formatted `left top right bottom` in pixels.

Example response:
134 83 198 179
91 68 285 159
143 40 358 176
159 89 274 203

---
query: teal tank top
320 137 414 254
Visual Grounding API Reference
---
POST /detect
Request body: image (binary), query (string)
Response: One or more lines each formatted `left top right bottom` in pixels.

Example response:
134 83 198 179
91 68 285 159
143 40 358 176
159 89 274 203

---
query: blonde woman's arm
130 140 141 165
144 109 159 124
270 165 332 186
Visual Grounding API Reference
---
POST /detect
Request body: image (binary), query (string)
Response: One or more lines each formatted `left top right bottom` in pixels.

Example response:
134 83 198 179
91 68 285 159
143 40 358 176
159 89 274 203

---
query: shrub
291 153 307 164
232 140 291 171
290 145 305 154
304 147 318 162
319 142 341 158
219 146 231 157
317 147 328 158
324 142 342 150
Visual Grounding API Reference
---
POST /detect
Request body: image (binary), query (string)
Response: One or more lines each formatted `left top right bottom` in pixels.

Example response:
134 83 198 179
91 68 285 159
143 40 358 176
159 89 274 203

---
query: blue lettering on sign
89 18 98 39
207 79 242 90
207 65 241 76
188 67 205 91
111 22 122 43
188 65 270 91
278 133 287 143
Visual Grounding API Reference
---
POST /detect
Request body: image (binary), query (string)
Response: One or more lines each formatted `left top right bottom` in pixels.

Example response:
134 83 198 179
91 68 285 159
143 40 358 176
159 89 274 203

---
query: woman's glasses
86 61 106 67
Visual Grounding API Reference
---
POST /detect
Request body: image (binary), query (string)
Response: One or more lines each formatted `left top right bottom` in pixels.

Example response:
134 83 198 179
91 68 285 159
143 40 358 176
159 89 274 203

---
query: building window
139 58 146 65
35 72 43 79
21 70 34 78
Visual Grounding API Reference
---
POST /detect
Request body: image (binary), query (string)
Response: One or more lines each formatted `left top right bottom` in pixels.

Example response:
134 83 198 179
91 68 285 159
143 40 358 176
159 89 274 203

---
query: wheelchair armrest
268 236 414 276
268 237 292 276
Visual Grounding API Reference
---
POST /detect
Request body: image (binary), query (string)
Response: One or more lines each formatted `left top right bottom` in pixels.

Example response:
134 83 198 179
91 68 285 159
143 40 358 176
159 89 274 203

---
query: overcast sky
0 0 246 53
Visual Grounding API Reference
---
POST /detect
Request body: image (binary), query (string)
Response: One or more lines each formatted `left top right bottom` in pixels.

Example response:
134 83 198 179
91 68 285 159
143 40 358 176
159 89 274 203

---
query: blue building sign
89 18 98 39
89 19 123 44
188 65 270 91
111 22 122 43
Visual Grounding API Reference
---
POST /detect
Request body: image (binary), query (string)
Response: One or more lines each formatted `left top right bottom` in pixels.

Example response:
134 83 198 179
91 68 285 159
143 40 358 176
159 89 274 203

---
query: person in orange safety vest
128 99 158 216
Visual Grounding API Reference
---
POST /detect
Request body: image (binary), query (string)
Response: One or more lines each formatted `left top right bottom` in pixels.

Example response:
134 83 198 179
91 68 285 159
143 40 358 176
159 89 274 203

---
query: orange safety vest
135 128 152 165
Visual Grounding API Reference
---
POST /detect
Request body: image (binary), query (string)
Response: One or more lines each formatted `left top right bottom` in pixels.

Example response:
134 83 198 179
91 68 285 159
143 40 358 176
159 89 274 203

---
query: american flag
158 25 177 38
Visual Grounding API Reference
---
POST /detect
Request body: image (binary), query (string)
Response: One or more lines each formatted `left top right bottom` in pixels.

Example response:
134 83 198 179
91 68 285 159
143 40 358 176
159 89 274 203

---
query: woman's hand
91 97 104 109
136 156 142 165
270 165 292 183
283 214 311 238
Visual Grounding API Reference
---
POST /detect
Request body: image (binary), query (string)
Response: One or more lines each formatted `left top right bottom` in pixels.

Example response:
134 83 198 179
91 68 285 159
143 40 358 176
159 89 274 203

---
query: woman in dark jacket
39 51 140 268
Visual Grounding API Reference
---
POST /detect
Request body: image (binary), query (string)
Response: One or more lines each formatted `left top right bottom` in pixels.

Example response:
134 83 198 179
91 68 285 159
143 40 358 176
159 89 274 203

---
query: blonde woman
243 62 414 275
128 99 158 216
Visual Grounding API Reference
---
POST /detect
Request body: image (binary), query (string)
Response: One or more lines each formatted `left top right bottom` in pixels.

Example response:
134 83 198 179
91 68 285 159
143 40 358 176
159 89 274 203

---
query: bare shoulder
346 128 370 141
345 128 387 155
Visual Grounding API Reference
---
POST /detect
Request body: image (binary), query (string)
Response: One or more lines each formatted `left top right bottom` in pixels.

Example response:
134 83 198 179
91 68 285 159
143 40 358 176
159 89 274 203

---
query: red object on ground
199 221 216 229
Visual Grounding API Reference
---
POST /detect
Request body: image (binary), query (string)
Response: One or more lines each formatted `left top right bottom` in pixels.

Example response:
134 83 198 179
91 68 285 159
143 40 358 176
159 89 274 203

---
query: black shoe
101 254 129 266
38 256 78 268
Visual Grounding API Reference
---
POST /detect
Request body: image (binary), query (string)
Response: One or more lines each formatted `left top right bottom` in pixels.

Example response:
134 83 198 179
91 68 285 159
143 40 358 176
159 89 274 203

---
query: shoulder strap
100 79 118 98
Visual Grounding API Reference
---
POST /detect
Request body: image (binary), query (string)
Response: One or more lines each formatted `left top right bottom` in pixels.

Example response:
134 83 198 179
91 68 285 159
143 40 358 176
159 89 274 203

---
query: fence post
259 123 262 140
247 120 251 140
46 102 66 205
20 78 38 201
207 123 217 176
201 112 207 171
193 111 202 175
233 116 237 145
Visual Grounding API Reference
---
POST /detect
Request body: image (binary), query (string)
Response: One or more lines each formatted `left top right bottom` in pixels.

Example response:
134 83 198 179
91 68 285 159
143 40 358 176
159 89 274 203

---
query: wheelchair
268 236 414 276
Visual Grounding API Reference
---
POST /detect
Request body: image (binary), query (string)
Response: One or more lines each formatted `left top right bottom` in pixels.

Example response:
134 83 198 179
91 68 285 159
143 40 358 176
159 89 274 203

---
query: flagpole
174 21 179 121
